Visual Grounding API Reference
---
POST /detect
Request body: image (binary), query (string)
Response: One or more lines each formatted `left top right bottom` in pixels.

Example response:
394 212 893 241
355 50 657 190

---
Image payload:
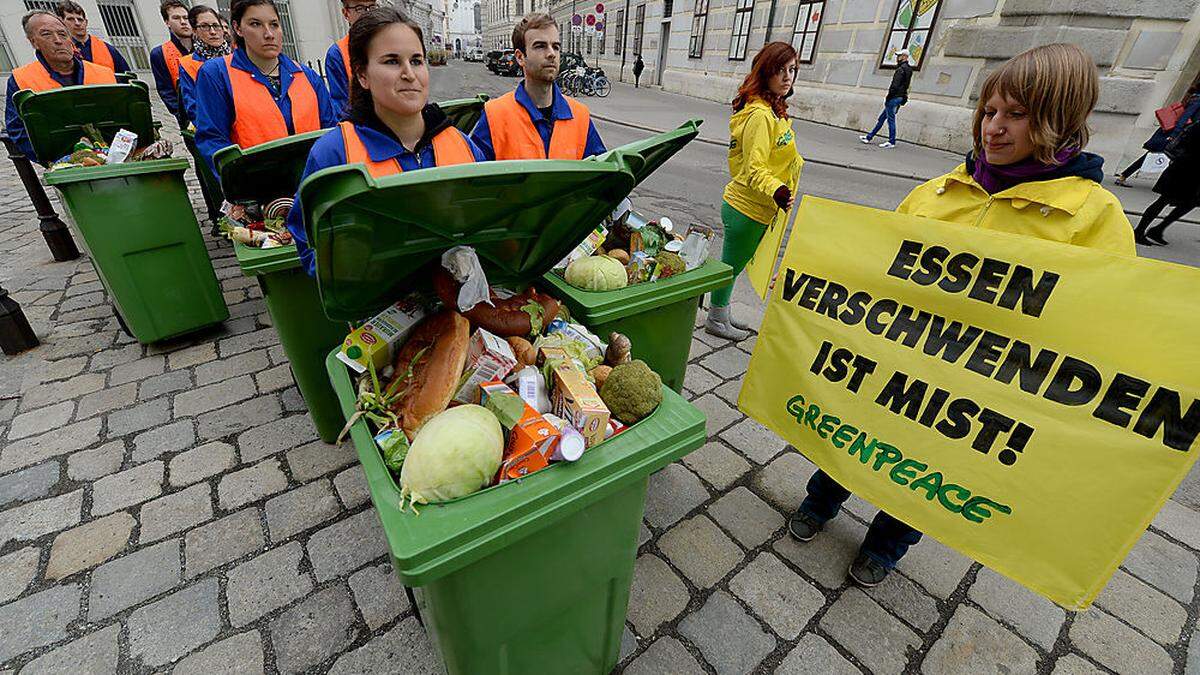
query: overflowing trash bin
19 82 227 342
316 122 710 674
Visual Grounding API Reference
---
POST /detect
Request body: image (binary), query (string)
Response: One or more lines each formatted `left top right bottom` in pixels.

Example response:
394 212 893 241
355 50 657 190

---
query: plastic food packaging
441 246 493 312
556 224 608 270
680 224 715 270
106 129 137 164
551 364 611 448
480 380 559 481
551 426 587 462
337 299 427 374
454 329 520 404
513 365 550 413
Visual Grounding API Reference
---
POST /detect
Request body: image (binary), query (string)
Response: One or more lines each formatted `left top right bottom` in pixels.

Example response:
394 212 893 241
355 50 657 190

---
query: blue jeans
866 97 905 144
799 469 922 569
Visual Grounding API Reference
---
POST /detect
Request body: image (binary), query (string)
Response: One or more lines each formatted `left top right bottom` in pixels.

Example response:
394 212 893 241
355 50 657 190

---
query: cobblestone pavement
1 65 1199 674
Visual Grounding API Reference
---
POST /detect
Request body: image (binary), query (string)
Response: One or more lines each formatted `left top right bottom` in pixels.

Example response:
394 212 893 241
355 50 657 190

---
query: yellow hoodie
722 98 803 225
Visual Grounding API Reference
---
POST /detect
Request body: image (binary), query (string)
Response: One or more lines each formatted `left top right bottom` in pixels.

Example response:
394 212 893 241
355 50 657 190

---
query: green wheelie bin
220 96 491 444
313 125 707 674
181 128 225 225
18 82 228 343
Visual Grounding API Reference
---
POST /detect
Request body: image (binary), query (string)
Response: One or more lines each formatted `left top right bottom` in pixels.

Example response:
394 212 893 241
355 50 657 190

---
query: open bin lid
15 82 155 163
214 129 327 205
602 119 700 189
440 95 488 133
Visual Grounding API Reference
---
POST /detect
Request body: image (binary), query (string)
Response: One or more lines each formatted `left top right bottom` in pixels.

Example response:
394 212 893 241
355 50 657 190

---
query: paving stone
922 604 1037 675
59 291 106 313
306 508 389 582
681 441 750 491
752 451 817 510
40 356 87 383
1188 629 1200 675
21 372 105 411
169 441 236 487
196 394 283 441
707 485 784 548
348 561 409 629
328 616 439 675
623 637 706 675
131 420 197 464
692 393 742 436
1050 654 1106 675
173 630 265 675
1094 568 1186 645
720 417 787 465
89 538 181 620
21 624 119 675
896 536 974 599
77 383 138 419
109 355 166 386
226 541 313 627
128 579 221 667
729 552 825 639
713 379 745 407
699 346 751 380
689 337 713 360
280 386 307 412
167 343 217 370
821 588 920 675
286 440 356 482
269 585 358 674
195 350 271 386
89 343 144 370
967 567 1065 650
1122 529 1199 603
678 590 777 674
1152 499 1200 550
107 397 171 437
0 489 83 547
0 546 39 604
626 554 690 635
92 460 164 515
620 625 637 664
333 465 370 509
7 400 74 439
47 332 114 360
0 584 81 663
1068 608 1173 674
659 514 744 589
255 364 295 393
684 364 722 394
0 460 60 508
218 459 289 511
138 370 193 400
861 567 940 634
644 463 709 529
638 521 651 547
67 440 124 481
1 418 102 472
265 479 342 543
219 329 281 358
185 508 265 578
139 484 214 543
777 633 861 675
46 511 135 580
174 375 257 418
774 513 866 590
238 415 320 464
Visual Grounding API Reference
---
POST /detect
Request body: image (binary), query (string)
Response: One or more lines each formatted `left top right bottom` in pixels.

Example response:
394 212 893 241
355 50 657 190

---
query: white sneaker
859 135 871 144
879 142 896 148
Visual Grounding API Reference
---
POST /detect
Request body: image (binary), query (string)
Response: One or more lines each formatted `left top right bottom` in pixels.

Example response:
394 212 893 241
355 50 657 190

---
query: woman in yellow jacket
788 43 1135 588
708 42 803 340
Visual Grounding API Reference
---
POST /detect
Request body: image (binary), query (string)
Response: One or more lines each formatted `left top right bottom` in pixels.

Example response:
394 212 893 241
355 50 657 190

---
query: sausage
433 268 561 338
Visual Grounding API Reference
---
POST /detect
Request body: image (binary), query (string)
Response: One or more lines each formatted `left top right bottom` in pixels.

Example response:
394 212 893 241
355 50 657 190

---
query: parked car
485 50 504 72
496 50 522 76
465 48 485 62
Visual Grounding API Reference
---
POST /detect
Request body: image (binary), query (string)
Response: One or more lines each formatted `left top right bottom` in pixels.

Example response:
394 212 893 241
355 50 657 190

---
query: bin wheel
113 307 132 338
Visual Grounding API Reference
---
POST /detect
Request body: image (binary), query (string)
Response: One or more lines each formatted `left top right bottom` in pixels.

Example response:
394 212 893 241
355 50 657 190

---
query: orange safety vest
340 121 474 178
483 90 591 160
178 54 202 83
337 35 351 80
161 39 183 88
225 55 322 149
11 59 117 92
85 35 115 71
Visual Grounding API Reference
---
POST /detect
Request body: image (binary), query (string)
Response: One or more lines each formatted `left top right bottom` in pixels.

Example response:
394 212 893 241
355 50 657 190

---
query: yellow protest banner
739 197 1200 609
745 157 803 299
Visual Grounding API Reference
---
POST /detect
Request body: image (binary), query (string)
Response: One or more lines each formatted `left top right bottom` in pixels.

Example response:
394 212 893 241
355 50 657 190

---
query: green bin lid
440 95 488 133
302 122 700 321
15 82 155 163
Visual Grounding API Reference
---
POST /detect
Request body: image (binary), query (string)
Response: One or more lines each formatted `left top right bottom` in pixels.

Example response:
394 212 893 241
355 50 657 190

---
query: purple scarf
971 147 1078 195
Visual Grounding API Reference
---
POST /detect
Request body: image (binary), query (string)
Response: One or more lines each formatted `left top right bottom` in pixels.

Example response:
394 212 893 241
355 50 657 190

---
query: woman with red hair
707 41 803 340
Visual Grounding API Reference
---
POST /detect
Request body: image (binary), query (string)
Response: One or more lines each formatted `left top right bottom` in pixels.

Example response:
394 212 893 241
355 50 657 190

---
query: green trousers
711 201 768 307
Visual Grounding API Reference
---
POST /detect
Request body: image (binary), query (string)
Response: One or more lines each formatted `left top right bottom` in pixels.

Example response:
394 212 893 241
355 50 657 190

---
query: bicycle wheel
581 76 596 97
594 76 611 97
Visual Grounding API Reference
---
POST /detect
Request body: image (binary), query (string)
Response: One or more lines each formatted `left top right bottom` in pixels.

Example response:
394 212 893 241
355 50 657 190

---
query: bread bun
390 310 470 438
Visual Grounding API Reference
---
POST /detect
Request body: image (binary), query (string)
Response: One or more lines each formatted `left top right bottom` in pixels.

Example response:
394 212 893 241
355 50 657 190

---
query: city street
0 58 1198 673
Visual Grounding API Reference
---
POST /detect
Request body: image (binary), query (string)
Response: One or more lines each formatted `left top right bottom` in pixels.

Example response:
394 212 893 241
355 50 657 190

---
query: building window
0 25 14 73
790 0 823 64
664 0 674 17
599 24 606 54
633 4 645 56
516 0 524 14
613 9 625 56
688 0 708 58
880 0 941 70
586 33 593 55
727 0 752 60
23 1 58 11
96 0 151 70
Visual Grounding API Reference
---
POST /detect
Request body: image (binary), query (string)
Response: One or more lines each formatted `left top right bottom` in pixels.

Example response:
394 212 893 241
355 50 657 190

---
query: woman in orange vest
286 7 485 275
177 5 231 126
193 0 336 177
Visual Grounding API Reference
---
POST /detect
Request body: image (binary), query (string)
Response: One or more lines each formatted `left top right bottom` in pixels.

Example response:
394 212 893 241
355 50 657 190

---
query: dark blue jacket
149 35 191 120
4 54 89 163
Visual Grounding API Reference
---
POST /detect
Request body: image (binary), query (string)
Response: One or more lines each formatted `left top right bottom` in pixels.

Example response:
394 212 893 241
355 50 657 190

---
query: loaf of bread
390 310 470 438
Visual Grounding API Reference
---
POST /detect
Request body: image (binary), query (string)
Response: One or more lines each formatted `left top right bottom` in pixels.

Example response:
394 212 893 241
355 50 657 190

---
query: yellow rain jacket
723 98 803 225
897 163 1136 255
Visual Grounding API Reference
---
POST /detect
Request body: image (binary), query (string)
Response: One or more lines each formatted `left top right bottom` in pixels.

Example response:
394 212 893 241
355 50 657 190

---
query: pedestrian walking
1133 112 1200 245
792 43 1134 588
149 0 195 127
706 41 801 341
1115 75 1200 186
860 48 912 149
55 1 132 75
326 0 380 121
633 54 644 88
177 5 232 125
286 7 485 275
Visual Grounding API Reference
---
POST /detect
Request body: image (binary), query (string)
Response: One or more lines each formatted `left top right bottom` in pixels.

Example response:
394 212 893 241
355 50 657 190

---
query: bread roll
390 310 470 438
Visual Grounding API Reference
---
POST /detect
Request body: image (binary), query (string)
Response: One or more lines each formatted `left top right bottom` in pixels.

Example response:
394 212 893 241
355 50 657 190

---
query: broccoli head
599 359 663 424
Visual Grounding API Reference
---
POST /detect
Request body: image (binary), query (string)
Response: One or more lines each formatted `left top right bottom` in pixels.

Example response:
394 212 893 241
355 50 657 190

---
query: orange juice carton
454 329 519 404
551 365 610 448
480 380 560 482
337 299 426 374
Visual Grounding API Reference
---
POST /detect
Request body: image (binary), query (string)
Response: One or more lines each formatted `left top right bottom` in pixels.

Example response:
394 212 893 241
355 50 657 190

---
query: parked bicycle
558 66 610 98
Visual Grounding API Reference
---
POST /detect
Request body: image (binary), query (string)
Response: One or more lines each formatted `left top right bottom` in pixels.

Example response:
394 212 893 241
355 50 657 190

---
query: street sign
596 3 605 13
571 24 583 34
585 14 596 25
571 13 583 25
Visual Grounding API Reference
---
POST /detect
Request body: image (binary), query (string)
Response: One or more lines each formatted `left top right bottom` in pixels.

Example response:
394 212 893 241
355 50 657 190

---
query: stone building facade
537 0 1200 165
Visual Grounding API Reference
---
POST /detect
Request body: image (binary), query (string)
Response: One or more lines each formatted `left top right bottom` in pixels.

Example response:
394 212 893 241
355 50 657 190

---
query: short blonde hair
972 43 1098 165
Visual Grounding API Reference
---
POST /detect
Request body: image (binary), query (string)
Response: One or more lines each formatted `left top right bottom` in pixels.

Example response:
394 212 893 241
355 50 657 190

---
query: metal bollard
0 132 80 262
0 280 38 355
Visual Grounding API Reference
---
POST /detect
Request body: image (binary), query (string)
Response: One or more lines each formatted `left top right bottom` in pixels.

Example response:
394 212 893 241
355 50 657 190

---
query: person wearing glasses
149 0 194 127
326 0 378 120
177 5 231 125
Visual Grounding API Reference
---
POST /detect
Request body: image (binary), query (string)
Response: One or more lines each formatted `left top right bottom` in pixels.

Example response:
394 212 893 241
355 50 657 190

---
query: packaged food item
513 365 550 414
556 224 608 270
545 320 604 364
680 224 715 270
480 380 560 481
454 329 520 404
337 299 427 374
552 365 611 447
106 129 137 164
551 426 587 462
537 345 587 375
374 428 409 474
626 251 654 285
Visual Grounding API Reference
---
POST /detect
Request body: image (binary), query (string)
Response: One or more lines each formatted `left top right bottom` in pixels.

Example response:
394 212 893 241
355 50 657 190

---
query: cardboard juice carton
551 365 610 448
454 329 519 404
337 299 426 374
480 380 560 481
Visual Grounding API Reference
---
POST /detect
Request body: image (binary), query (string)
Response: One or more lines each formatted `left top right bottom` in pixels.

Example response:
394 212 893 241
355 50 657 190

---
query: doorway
655 20 670 85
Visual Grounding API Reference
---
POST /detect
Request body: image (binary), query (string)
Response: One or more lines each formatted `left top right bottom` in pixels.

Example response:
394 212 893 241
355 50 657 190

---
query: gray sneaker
788 510 823 542
848 553 889 587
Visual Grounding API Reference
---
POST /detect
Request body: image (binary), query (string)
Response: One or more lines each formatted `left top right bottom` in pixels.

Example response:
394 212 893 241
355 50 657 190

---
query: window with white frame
633 4 645 56
96 0 150 70
688 0 708 58
790 0 823 64
880 0 941 69
727 0 753 60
